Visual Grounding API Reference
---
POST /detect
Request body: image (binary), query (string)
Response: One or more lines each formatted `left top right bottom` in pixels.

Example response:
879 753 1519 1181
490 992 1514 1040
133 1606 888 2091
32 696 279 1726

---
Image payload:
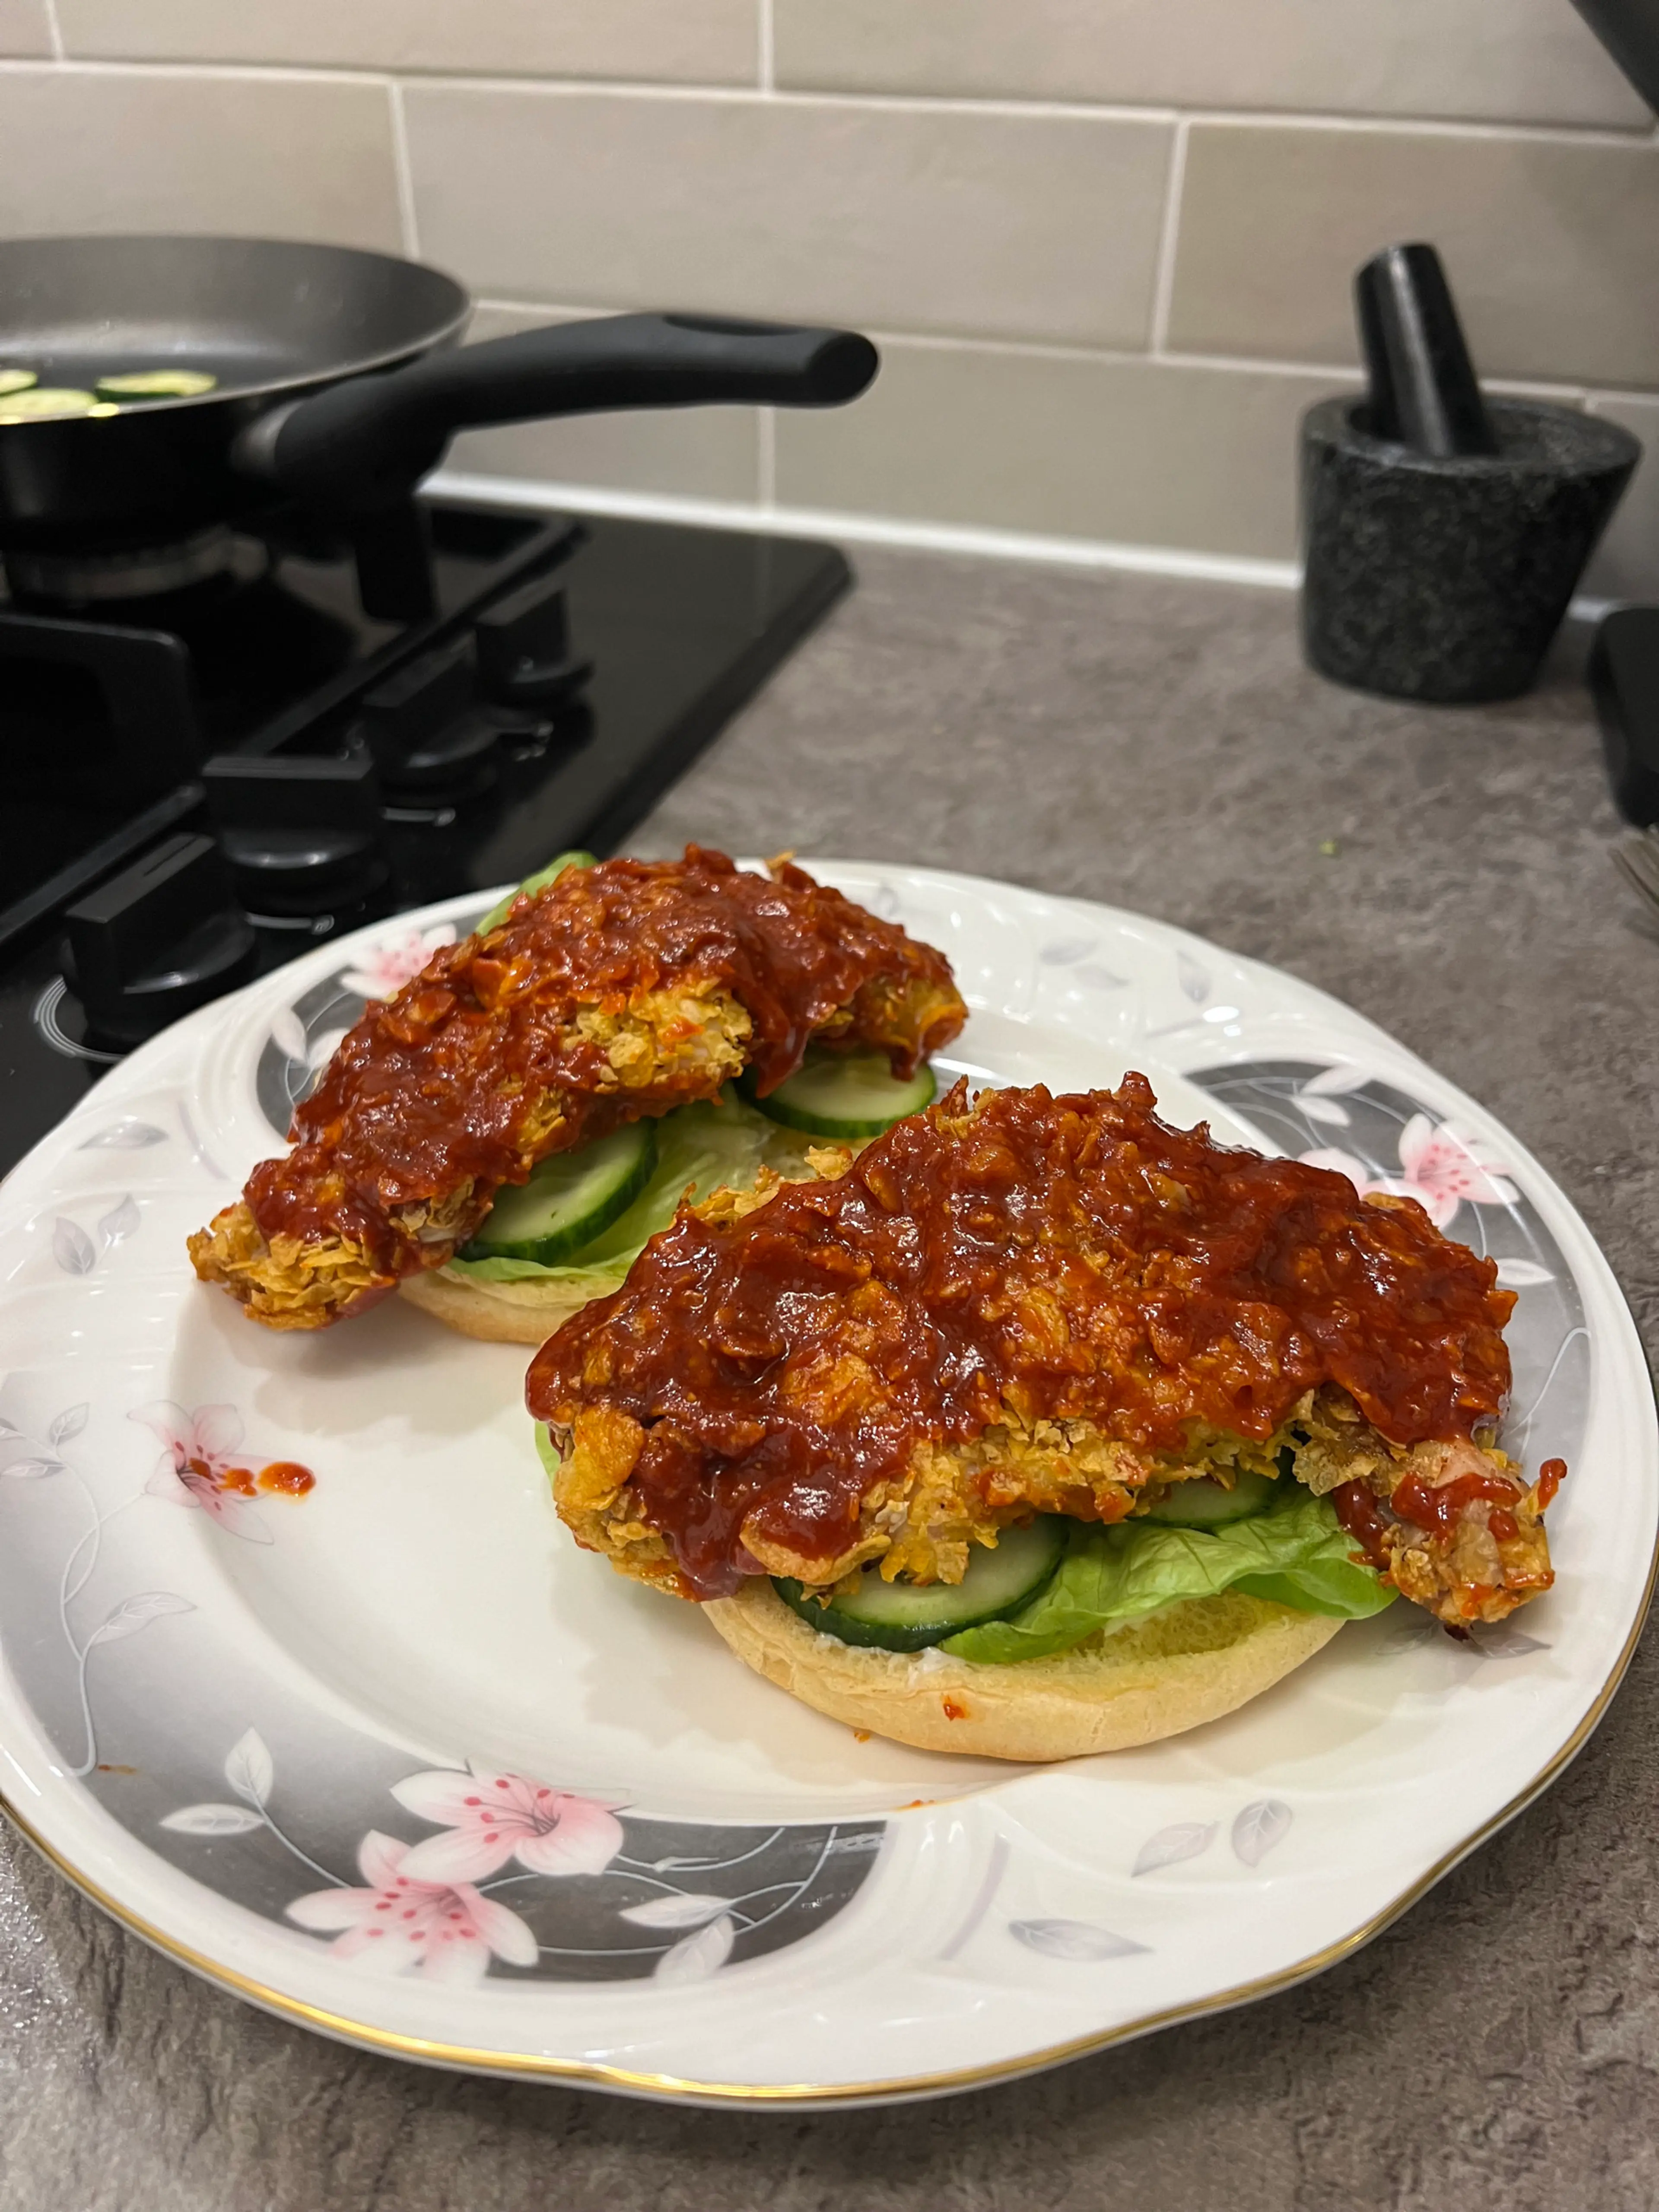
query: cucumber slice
773 1517 1066 1653
0 371 37 398
478 849 597 935
1141 1470 1281 1526
747 1046 936 1140
0 388 97 421
461 1122 657 1265
94 370 218 400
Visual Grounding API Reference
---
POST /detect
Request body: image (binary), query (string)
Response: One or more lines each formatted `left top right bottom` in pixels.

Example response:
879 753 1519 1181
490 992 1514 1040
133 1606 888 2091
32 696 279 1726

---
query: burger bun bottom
702 1579 1342 1761
399 1267 592 1345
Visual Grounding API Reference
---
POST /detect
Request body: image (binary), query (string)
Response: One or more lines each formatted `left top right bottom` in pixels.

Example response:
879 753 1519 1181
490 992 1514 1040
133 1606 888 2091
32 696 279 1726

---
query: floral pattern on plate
0 863 1647 2100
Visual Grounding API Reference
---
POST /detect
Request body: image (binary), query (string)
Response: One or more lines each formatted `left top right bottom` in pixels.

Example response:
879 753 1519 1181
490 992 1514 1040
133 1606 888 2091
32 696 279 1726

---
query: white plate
0 863 1651 2107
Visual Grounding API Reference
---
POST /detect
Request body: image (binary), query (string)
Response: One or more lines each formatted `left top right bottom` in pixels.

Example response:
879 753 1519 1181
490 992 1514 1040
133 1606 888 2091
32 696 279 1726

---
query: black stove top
0 494 851 1178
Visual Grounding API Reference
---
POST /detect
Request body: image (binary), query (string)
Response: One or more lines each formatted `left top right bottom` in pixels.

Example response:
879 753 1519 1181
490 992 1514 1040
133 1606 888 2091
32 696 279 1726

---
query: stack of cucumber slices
773 1471 1287 1656
460 1049 937 1268
460 842 940 1270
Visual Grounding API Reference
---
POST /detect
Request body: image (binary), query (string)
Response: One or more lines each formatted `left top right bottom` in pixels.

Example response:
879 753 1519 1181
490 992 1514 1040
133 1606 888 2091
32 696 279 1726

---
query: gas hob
0 493 852 1177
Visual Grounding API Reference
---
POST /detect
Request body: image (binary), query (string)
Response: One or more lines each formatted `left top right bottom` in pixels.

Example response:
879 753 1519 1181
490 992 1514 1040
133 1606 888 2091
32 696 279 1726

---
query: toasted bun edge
398 1267 596 1345
702 1580 1342 1761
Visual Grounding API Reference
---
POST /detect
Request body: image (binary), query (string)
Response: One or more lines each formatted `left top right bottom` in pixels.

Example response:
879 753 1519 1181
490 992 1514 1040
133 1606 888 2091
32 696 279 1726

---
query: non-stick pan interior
0 235 470 406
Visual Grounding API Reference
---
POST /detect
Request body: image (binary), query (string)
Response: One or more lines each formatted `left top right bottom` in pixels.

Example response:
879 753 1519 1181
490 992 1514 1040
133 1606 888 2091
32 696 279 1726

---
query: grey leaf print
1472 1625 1550 1659
1009 1919 1150 1961
78 1120 167 1150
48 1403 89 1446
98 1195 140 1249
3 1458 65 1481
159 1803 264 1837
1176 952 1211 1005
88 1590 195 1646
1074 963 1130 991
224 1728 274 1808
1232 1800 1293 1868
1132 1821 1217 1877
52 1219 95 1276
619 1892 730 1931
1039 936 1094 967
653 1912 734 1984
270 1008 308 1063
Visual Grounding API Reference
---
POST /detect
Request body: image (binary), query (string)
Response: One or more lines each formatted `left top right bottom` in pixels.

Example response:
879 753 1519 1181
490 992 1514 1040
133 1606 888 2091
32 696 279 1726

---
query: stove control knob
203 753 388 917
64 834 257 1050
474 577 593 708
359 641 497 798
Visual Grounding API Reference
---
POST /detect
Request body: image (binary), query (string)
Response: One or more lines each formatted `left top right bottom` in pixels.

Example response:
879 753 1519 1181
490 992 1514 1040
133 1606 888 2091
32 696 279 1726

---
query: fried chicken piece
530 1075 1557 1628
189 848 964 1330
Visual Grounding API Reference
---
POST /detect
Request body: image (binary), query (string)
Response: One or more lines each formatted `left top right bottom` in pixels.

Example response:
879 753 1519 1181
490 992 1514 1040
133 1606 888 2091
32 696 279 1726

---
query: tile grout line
387 78 421 260
427 467 1306 588
0 57 1649 146
757 0 774 96
1147 117 1189 358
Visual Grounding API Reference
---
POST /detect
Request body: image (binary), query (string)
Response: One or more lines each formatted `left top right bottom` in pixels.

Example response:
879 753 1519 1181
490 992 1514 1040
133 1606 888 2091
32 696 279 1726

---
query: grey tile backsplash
3 2 1655 586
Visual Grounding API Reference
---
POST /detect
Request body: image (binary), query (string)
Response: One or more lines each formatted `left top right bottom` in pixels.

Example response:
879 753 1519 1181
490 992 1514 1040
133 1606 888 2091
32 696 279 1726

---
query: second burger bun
702 1580 1341 1761
398 1267 596 1344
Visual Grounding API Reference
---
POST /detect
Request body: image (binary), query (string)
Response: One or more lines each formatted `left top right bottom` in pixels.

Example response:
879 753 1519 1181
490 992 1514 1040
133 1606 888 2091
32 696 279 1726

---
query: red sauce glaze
530 1075 1517 1598
1389 1468 1519 1537
1332 1479 1394 1572
244 847 963 1275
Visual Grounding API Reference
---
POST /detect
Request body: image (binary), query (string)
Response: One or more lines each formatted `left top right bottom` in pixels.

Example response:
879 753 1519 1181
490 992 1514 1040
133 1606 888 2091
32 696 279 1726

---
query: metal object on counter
1300 242 1639 705
0 237 877 582
1610 825 1659 922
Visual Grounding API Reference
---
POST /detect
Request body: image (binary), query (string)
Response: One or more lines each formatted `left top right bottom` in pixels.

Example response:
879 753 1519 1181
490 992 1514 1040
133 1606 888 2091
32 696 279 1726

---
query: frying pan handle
235 312 878 506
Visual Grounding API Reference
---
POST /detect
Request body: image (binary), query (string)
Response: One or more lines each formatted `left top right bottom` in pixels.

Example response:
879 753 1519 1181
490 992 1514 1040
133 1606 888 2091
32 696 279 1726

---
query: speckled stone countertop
3 547 1655 2212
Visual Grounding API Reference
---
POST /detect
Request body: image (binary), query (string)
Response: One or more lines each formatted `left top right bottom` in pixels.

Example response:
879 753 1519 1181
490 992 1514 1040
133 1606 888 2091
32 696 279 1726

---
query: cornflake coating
530 1074 1556 1628
189 847 965 1330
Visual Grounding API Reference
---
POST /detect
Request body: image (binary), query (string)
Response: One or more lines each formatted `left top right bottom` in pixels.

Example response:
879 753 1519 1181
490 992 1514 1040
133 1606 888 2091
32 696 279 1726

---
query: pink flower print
1300 1116 1516 1232
1394 1114 1516 1227
390 1762 625 1885
286 1830 537 1984
340 922 457 1002
128 1400 313 1543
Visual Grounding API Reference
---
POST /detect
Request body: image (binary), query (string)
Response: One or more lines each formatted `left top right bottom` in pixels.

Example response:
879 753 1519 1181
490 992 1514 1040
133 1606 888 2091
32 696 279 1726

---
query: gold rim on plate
5 1498 1653 2109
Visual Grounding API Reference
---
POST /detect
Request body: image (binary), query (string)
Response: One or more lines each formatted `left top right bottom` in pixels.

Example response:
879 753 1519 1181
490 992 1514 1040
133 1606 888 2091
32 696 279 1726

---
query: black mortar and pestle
1300 242 1639 704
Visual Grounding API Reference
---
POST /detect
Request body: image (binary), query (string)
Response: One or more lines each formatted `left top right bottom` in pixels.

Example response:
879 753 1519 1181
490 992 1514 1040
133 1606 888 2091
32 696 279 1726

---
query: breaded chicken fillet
190 848 965 1330
530 1075 1559 1630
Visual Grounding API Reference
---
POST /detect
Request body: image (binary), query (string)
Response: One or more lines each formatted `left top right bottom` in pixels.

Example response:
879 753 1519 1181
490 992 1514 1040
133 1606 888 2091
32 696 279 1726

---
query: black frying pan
0 235 877 556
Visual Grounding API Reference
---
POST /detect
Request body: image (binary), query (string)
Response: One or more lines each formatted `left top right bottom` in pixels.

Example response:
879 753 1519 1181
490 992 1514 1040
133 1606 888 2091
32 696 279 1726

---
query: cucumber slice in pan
0 388 98 421
94 370 219 400
773 1517 1067 1653
748 1046 936 1140
0 370 38 398
461 1122 657 1265
1140 1470 1281 1526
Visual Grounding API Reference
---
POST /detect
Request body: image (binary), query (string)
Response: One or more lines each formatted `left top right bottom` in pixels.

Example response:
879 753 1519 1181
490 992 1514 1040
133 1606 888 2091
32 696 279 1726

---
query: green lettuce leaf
943 1484 1394 1664
441 1090 804 1294
477 849 596 936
